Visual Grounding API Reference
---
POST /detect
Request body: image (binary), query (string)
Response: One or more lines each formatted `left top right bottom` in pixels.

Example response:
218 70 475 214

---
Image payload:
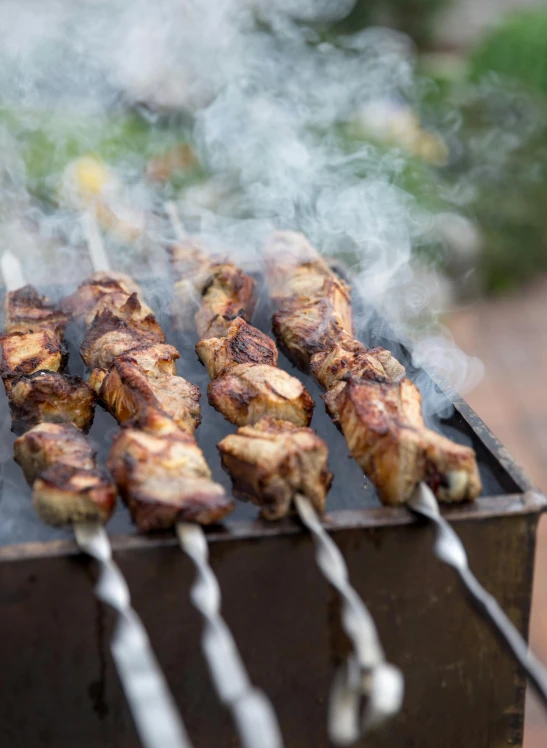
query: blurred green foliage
469 8 547 95
0 107 201 204
335 0 451 47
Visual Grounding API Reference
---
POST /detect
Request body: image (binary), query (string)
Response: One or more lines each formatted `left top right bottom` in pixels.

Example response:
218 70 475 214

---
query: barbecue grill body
0 280 543 747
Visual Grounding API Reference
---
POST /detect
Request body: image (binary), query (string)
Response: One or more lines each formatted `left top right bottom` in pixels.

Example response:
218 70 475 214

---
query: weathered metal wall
0 499 540 747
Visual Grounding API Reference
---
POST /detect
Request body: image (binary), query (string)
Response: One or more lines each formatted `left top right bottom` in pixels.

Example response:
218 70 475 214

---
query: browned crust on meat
9 371 95 433
169 241 257 338
208 363 314 427
265 230 482 504
108 427 233 530
62 272 161 337
80 309 164 369
95 351 201 434
1 330 66 391
196 317 278 379
4 285 69 338
33 464 116 525
13 422 116 526
218 417 332 520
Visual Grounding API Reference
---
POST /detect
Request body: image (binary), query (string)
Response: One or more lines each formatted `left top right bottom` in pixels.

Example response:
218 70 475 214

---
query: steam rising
0 0 483 410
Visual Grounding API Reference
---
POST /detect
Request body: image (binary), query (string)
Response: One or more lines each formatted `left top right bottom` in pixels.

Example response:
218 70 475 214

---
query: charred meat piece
325 376 481 504
14 422 96 484
208 363 314 427
91 344 201 434
4 285 69 338
62 271 162 338
218 417 331 520
265 232 353 370
9 371 95 433
310 333 405 392
14 422 115 525
108 426 233 530
196 262 257 339
196 317 278 380
1 330 66 392
80 309 164 370
265 230 481 504
33 464 116 526
170 241 257 338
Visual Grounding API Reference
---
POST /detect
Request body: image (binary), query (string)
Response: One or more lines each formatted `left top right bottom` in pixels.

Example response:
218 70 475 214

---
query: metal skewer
0 250 193 748
84 211 283 748
409 482 547 706
166 201 404 745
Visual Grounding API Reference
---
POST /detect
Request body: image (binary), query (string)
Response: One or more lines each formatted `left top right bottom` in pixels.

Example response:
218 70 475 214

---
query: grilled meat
108 426 234 530
218 417 331 520
66 271 231 528
266 232 353 370
169 241 257 338
4 285 69 338
196 317 278 379
9 371 95 433
209 363 314 427
80 309 163 370
62 271 161 336
2 285 116 526
170 241 332 519
91 344 201 434
265 230 482 504
14 422 115 525
0 330 66 393
310 333 405 394
326 378 480 503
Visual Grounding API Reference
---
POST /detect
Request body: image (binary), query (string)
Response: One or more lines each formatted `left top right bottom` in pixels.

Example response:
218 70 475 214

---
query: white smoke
0 0 483 403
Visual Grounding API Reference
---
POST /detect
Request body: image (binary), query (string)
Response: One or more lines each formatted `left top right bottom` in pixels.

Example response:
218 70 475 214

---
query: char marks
265 230 482 505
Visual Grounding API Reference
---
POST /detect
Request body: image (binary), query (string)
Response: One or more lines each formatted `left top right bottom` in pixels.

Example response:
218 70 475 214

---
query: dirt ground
447 277 547 747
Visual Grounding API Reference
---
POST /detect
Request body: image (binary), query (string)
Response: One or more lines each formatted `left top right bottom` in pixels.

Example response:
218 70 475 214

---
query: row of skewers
2 205 547 747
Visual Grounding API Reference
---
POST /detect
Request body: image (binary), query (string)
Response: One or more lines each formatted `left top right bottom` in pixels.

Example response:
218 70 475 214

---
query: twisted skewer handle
177 523 284 748
294 495 404 746
75 522 194 748
408 482 547 706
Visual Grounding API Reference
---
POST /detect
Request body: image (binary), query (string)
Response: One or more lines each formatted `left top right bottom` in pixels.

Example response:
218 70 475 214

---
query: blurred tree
469 8 547 96
335 0 453 48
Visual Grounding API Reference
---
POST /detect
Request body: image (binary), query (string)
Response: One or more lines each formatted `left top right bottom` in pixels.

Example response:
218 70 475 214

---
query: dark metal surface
0 504 540 748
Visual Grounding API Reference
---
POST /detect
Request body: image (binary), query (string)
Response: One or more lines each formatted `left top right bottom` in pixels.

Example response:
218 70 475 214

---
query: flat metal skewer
0 250 193 748
166 201 403 745
84 212 283 748
409 481 547 706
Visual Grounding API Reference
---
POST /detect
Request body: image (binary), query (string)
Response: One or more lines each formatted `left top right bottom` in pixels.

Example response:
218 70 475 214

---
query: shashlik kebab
1 283 115 523
63 232 283 748
264 230 482 505
264 230 547 708
0 254 193 748
167 219 404 745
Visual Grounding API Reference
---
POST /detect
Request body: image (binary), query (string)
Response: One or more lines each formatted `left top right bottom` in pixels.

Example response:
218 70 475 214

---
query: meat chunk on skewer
90 344 201 434
4 285 69 338
9 371 95 433
326 378 481 504
169 241 257 338
265 230 482 505
208 363 314 427
14 422 116 525
62 271 161 337
80 309 163 370
108 425 234 530
218 417 332 520
1 330 66 392
196 317 278 380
